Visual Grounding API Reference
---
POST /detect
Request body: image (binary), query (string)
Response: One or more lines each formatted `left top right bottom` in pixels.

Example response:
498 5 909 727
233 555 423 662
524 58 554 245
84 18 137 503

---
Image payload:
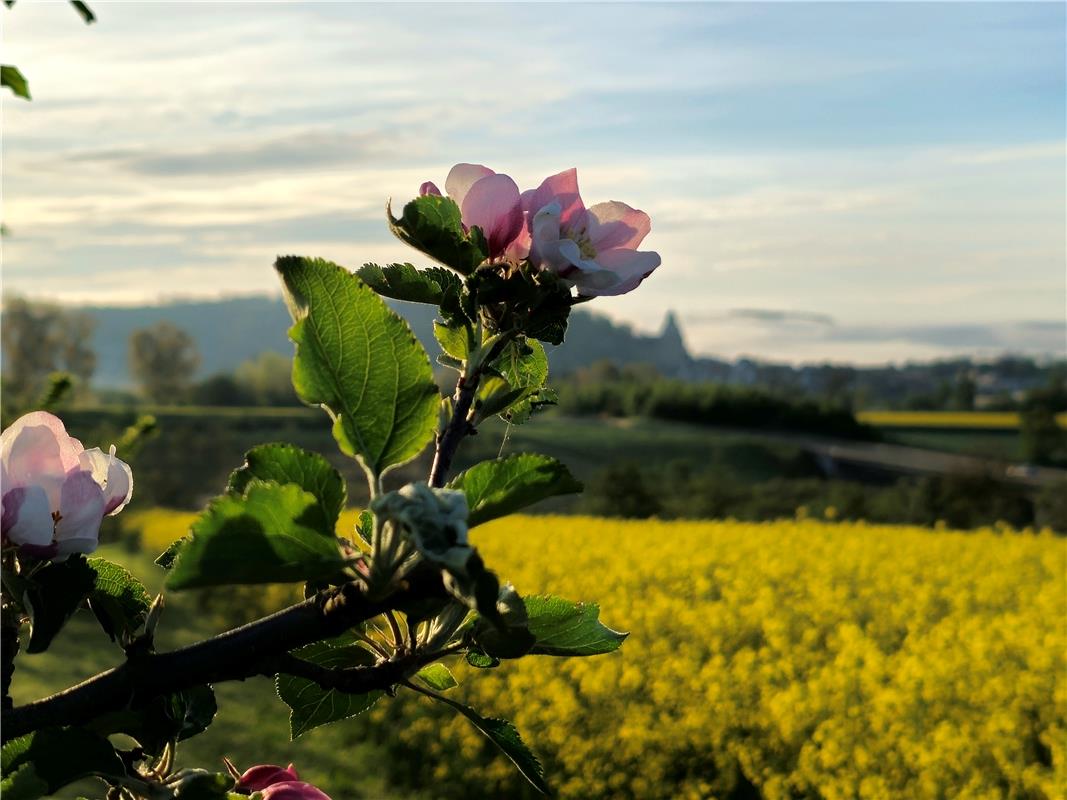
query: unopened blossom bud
237 763 299 791
419 181 442 196
260 780 332 800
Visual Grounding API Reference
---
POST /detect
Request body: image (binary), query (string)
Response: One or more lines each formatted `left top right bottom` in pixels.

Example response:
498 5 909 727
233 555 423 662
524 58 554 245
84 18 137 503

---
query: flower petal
419 181 441 196
2 485 54 547
529 201 571 273
1 412 85 506
78 446 134 515
581 248 661 297
53 470 106 557
239 764 301 791
523 168 586 230
444 163 495 209
261 781 332 800
460 173 523 258
586 201 651 251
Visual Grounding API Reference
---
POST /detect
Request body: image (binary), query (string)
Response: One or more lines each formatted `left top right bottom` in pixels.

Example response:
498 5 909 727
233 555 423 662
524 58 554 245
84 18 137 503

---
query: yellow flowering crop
128 510 1066 799
857 410 1067 429
370 515 1066 799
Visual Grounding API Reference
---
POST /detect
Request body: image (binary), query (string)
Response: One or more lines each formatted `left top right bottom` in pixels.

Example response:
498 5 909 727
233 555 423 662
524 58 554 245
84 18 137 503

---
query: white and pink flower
1 411 133 559
513 168 660 297
420 163 525 260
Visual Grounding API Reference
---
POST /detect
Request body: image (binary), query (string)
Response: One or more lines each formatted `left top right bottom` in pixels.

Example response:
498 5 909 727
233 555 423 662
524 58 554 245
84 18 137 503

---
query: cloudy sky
3 1 1064 364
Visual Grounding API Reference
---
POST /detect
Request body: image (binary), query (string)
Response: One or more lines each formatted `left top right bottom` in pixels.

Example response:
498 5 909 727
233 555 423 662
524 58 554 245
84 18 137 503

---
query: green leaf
0 763 48 800
1 729 125 796
227 443 346 532
357 262 461 305
420 693 550 795
276 642 383 738
388 195 488 274
166 480 347 590
524 595 628 656
24 556 97 653
168 771 236 799
90 685 217 757
465 650 500 669
1 65 30 100
414 663 458 692
448 454 583 527
479 340 555 424
433 321 469 361
86 557 151 644
155 537 187 570
276 256 439 479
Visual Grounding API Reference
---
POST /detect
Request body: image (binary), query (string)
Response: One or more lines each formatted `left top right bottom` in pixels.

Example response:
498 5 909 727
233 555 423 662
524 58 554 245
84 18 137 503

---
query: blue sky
3 1 1064 363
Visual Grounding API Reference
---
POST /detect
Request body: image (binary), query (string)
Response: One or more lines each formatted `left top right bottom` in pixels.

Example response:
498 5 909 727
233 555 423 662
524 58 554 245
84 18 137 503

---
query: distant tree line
554 361 877 440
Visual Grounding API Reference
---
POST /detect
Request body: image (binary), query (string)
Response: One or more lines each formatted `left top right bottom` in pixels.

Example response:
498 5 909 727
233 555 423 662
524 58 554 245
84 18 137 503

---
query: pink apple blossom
517 168 660 296
420 163 525 260
1 411 132 559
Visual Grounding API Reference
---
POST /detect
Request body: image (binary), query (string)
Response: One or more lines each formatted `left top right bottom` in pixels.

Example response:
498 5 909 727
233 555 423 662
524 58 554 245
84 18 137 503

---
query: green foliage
86 556 151 644
414 663 458 692
1 65 30 99
358 262 462 306
166 481 347 590
276 255 439 480
387 196 488 274
433 321 468 362
448 454 583 527
24 556 98 653
91 685 217 757
417 691 550 796
227 443 346 532
128 321 201 404
1 728 125 798
522 595 627 657
480 340 556 423
276 641 383 738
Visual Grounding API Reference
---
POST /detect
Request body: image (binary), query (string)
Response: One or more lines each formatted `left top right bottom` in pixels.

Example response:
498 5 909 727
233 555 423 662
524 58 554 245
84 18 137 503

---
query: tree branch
429 372 481 488
1 567 449 742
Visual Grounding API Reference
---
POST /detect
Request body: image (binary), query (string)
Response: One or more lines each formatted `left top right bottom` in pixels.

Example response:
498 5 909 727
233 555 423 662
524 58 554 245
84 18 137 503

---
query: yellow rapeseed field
857 410 1067 429
128 511 1066 800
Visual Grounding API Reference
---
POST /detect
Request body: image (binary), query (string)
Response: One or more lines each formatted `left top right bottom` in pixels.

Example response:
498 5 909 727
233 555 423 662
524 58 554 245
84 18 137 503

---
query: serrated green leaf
227 443 346 532
388 195 489 274
24 556 97 653
433 321 469 361
420 693 550 795
0 763 48 800
414 663 458 691
478 340 555 424
86 557 151 643
155 536 187 570
166 480 346 590
1 729 125 796
1 65 30 100
357 262 461 305
276 255 439 479
276 641 383 737
448 454 583 527
524 595 628 656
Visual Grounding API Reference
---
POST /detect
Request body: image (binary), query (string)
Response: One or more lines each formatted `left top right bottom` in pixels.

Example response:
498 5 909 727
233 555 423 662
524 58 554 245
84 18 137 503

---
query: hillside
77 296 691 387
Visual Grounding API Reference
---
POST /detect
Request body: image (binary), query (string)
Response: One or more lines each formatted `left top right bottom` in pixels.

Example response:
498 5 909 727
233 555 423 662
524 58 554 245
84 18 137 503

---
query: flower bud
260 780 332 800
237 763 299 791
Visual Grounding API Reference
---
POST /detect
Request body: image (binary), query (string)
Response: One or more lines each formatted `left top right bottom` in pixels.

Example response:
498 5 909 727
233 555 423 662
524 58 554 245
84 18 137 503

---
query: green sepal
86 557 152 645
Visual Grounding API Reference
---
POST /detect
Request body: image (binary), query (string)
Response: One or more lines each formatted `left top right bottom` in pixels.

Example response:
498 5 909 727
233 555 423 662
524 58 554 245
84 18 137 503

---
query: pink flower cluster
238 763 331 800
1 412 133 560
421 164 660 297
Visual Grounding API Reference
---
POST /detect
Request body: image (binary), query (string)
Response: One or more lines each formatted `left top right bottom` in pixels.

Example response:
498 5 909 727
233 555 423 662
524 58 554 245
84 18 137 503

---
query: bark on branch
1 567 448 742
